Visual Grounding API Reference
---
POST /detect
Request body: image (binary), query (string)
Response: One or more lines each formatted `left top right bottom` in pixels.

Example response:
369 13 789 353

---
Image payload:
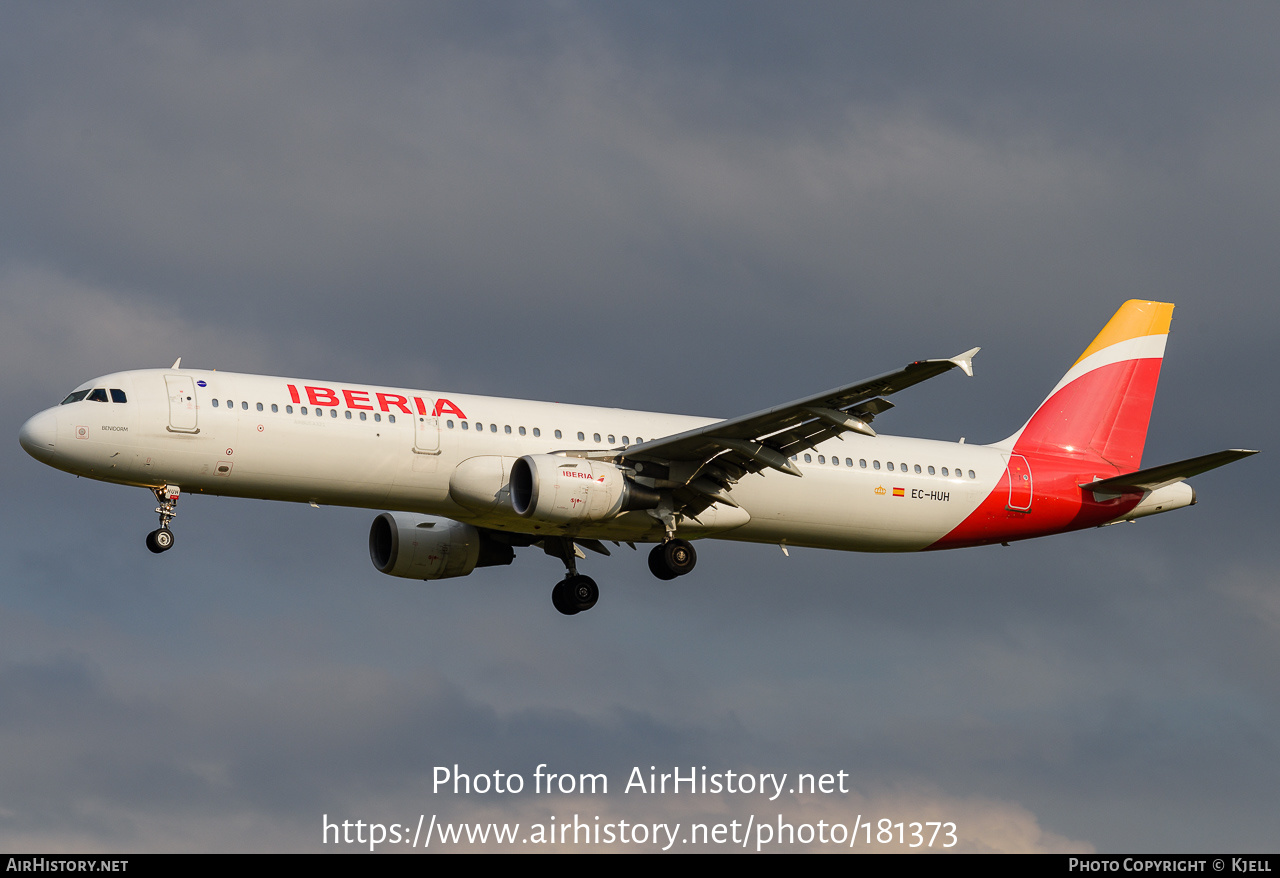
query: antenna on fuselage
171 358 182 369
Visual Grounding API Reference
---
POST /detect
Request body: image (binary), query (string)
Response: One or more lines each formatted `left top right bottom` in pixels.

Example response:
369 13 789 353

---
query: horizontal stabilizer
1082 449 1257 495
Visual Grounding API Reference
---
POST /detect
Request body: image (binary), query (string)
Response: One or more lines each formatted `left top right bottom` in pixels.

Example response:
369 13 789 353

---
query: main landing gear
648 538 697 581
552 574 599 616
145 485 180 554
544 536 696 615
546 538 599 616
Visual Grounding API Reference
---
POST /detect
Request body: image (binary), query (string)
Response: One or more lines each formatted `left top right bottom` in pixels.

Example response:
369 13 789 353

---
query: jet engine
509 454 660 525
369 512 514 580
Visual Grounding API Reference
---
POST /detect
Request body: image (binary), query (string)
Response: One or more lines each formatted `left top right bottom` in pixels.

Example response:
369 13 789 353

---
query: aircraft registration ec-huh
19 301 1255 615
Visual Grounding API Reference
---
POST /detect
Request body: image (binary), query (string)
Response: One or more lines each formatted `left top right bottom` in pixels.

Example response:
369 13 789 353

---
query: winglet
949 347 980 378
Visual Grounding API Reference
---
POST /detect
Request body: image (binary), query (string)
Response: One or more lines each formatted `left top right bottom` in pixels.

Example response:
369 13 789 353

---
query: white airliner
19 300 1254 614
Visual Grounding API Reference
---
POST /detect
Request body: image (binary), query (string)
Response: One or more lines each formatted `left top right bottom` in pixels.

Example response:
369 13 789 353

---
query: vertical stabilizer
998 301 1174 470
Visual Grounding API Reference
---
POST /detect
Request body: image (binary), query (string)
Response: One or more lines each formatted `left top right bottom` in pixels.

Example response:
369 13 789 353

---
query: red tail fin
1000 301 1174 471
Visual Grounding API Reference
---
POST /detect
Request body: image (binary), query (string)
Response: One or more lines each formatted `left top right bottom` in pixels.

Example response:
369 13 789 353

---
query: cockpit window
110 389 127 403
86 388 109 402
60 390 90 405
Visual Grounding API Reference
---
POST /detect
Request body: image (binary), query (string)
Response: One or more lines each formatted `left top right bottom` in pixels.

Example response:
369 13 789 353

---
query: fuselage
19 367 1158 553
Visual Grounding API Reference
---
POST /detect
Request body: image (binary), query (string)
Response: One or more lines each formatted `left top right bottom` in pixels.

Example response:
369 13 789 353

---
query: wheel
146 528 175 554
551 580 580 616
662 539 696 576
566 575 598 611
648 544 678 580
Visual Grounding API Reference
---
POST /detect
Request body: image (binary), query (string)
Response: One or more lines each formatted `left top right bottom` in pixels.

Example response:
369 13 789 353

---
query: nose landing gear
146 485 180 554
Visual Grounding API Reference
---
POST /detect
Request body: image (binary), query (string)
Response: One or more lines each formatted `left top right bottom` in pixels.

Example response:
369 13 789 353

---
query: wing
605 347 980 518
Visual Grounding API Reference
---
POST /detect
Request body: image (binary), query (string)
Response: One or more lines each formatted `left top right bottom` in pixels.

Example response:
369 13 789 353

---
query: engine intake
369 512 514 580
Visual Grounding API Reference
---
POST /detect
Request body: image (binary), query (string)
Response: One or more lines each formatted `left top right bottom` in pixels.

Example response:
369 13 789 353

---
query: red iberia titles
285 384 467 418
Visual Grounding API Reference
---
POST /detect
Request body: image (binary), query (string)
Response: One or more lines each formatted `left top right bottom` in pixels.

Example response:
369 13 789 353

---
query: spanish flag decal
893 487 905 497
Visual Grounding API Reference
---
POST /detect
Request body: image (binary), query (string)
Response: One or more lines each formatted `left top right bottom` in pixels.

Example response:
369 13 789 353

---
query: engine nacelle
509 454 660 525
369 512 514 580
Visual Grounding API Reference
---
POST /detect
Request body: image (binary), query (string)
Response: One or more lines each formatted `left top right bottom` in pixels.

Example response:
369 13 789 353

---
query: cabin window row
443 421 643 446
205 399 647 444
210 398 396 423
793 452 976 480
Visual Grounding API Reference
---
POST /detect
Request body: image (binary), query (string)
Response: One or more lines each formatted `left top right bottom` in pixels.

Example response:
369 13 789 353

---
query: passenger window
361 412 368 421
622 436 629 445
316 408 323 417
941 467 949 476
256 402 263 411
608 435 615 444
887 462 894 471
518 426 526 436
859 459 866 468
87 389 109 403
928 466 935 475
489 423 496 432
554 430 561 439
635 437 642 443
374 413 381 422
818 455 825 464
271 404 278 413
914 464 921 473
533 428 541 437
874 460 881 470
212 399 220 408
331 409 338 418
226 400 233 408
286 405 293 414
900 463 906 472
968 470 976 479
345 410 352 419
242 401 249 410
578 432 585 442
505 425 512 434
461 420 468 429
389 415 396 424
111 389 127 403
804 454 812 463
447 420 454 428
593 433 601 443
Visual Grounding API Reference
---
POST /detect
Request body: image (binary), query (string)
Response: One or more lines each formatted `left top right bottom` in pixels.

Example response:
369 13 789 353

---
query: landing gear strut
146 485 180 554
648 538 696 580
546 538 599 616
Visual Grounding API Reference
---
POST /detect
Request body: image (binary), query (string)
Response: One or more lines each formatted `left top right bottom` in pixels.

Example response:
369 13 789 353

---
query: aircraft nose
19 409 58 461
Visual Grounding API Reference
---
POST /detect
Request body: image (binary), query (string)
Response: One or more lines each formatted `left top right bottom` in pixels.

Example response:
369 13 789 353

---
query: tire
567 575 599 611
648 545 678 580
662 539 696 576
146 528 174 554
551 580 580 616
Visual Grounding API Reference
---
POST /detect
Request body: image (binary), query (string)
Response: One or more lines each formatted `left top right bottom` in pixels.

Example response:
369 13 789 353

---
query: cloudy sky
2 1 1276 852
